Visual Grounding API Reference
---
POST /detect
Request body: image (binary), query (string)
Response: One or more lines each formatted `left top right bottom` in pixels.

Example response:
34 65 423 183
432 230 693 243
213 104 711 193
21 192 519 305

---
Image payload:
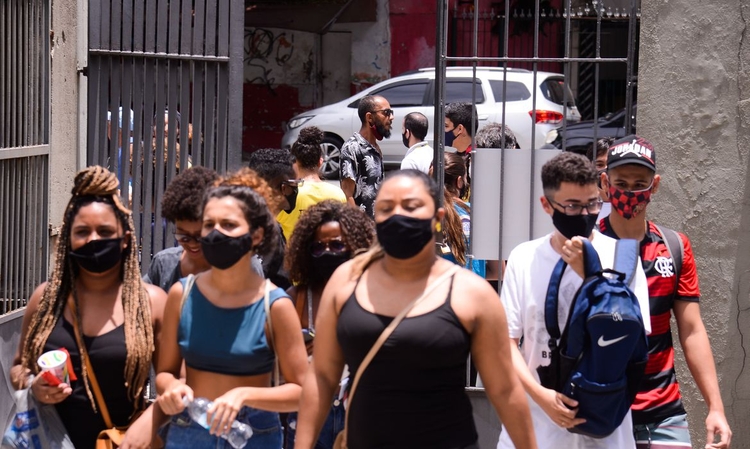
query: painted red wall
242 84 309 153
389 0 438 76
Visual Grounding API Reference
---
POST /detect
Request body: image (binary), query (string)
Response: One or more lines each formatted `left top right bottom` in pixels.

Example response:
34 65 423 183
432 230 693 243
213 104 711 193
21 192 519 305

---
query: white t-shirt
497 231 650 449
399 142 433 174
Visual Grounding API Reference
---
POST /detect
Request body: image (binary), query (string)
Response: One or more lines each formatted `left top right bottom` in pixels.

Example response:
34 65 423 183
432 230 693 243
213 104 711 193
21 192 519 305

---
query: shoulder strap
613 238 639 286
263 280 280 387
655 224 683 294
543 239 603 339
344 265 461 427
180 274 196 311
68 299 114 429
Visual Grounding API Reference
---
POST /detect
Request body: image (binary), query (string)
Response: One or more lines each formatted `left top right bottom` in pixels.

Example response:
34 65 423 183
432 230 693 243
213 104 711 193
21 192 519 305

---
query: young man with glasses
498 151 651 449
143 166 263 293
340 95 392 218
598 135 731 449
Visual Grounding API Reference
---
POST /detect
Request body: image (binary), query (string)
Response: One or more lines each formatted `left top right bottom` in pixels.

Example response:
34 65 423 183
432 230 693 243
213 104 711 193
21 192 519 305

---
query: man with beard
340 95 392 218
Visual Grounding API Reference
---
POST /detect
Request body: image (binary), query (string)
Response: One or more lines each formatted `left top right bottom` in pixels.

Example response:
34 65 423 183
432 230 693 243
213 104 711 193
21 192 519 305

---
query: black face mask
200 229 254 270
310 251 351 283
376 214 434 259
445 129 456 147
69 238 124 273
284 189 299 214
402 132 410 148
551 209 598 240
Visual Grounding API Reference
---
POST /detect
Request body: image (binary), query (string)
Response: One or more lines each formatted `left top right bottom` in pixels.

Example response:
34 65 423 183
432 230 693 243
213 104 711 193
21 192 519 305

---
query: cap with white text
606 134 656 172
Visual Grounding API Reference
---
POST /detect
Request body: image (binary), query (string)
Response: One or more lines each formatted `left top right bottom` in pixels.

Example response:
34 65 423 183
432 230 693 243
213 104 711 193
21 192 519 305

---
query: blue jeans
633 413 692 449
163 407 282 449
285 402 345 449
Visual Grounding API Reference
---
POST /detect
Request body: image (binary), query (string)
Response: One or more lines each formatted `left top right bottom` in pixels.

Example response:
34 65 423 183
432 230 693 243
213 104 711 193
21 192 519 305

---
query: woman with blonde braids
156 168 307 448
9 166 167 449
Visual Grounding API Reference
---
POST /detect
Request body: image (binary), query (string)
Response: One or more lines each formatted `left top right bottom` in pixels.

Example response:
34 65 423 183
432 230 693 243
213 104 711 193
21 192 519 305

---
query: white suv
282 67 581 178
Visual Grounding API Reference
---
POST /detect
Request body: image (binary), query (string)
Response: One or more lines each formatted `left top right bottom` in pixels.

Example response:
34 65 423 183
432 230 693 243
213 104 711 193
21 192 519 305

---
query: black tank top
337 275 478 448
45 317 135 449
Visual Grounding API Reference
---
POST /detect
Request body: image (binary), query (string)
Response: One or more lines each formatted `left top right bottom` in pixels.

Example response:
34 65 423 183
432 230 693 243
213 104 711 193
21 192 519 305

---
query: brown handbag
68 300 142 449
332 265 460 449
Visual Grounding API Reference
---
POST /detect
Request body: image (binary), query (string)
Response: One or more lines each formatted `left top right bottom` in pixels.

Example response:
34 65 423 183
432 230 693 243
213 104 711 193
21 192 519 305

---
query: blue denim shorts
634 413 691 449
285 401 345 449
161 406 282 449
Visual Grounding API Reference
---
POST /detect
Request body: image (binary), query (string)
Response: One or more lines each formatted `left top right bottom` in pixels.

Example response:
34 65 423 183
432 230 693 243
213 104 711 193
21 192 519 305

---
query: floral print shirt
340 132 384 218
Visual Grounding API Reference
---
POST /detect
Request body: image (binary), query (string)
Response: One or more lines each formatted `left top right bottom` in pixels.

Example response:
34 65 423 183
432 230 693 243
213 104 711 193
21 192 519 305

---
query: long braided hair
20 166 153 411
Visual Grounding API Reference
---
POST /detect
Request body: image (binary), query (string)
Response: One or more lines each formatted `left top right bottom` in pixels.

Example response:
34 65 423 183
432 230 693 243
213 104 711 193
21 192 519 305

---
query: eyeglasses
546 197 603 216
310 239 348 257
174 233 202 245
372 108 394 117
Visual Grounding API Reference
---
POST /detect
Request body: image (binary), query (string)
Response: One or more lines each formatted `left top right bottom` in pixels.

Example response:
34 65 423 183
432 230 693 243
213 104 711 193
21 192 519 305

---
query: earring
435 222 442 233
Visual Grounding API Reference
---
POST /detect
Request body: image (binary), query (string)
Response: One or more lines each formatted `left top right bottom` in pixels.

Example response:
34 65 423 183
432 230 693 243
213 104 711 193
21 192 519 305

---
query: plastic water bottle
183 397 253 448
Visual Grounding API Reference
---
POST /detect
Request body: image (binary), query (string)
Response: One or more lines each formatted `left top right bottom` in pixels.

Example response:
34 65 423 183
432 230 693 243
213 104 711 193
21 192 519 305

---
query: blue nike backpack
536 238 648 438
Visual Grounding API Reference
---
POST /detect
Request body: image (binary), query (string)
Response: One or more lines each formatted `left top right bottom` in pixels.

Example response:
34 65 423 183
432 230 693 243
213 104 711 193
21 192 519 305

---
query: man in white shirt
498 151 651 449
399 112 433 174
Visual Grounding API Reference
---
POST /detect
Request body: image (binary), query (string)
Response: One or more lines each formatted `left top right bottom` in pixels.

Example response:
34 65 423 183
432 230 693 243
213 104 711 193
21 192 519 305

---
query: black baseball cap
606 135 656 172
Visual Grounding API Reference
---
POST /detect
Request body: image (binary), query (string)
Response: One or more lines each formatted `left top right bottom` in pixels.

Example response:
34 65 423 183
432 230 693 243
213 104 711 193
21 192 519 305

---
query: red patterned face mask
609 185 652 219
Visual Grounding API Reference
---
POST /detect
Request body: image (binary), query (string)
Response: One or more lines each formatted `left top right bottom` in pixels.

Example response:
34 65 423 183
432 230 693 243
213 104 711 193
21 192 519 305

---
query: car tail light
529 110 564 124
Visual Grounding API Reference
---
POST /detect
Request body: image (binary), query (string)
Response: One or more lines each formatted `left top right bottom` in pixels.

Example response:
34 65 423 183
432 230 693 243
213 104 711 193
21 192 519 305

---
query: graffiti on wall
244 28 295 90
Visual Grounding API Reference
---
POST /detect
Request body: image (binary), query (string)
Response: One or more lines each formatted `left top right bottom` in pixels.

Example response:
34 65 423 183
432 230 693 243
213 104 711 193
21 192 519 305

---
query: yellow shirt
277 181 347 241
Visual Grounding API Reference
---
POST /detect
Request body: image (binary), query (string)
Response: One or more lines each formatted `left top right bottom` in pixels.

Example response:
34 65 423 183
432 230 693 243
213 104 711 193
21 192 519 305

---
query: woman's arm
207 294 309 435
155 281 193 415
455 272 538 449
293 267 349 449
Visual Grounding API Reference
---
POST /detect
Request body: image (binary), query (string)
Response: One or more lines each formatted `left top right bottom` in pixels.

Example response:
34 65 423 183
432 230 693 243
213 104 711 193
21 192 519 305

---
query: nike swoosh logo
598 335 628 347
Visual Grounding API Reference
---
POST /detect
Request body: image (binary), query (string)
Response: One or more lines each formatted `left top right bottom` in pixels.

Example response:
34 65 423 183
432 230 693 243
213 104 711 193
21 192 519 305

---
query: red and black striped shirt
600 217 700 425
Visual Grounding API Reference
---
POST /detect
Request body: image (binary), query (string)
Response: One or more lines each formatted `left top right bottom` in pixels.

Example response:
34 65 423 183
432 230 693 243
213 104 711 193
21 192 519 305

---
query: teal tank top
178 278 288 376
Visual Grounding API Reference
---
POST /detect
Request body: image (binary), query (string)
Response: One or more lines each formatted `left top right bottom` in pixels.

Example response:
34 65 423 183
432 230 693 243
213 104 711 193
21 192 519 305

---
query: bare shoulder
144 283 168 320
325 259 360 311
450 268 502 323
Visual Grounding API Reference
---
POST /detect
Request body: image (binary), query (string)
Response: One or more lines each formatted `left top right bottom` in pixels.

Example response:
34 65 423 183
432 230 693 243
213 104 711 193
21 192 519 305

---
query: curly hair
475 122 519 149
284 200 375 286
246 148 295 186
291 127 324 171
205 168 280 257
21 166 153 412
161 166 219 222
541 151 598 195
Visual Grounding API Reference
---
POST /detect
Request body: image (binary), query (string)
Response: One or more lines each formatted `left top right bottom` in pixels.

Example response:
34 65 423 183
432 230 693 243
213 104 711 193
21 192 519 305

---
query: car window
445 81 485 104
489 80 531 102
373 82 428 107
540 78 576 106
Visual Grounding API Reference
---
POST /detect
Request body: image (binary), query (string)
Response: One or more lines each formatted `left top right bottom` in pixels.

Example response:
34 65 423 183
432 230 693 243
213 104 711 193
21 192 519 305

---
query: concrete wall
638 1 749 447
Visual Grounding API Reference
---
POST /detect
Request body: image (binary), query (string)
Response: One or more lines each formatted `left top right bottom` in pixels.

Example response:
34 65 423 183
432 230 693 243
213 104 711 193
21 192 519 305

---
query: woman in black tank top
293 169 538 449
9 166 167 449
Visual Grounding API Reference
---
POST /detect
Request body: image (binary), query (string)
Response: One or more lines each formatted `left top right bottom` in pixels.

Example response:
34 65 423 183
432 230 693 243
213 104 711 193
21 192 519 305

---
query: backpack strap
544 239 604 340
613 239 639 286
655 224 683 295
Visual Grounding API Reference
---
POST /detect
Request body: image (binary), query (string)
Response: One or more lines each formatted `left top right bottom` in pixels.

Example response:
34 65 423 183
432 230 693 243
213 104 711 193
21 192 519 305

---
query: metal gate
0 0 50 314
86 0 245 273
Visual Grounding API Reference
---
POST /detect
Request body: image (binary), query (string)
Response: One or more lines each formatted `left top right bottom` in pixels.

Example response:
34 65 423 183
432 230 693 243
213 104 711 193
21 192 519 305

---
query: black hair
161 166 219 222
404 112 428 141
541 152 598 194
475 122 519 149
444 102 478 137
585 137 615 161
246 148 295 184
383 169 440 208
357 95 381 124
291 127 323 171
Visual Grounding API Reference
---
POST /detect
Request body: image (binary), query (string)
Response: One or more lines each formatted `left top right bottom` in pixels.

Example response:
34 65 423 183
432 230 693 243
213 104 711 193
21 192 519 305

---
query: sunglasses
310 239 348 257
281 179 304 189
372 108 394 117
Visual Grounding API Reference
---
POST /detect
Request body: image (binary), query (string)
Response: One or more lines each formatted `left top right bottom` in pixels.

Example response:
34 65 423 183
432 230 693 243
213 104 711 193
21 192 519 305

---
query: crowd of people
7 94 731 449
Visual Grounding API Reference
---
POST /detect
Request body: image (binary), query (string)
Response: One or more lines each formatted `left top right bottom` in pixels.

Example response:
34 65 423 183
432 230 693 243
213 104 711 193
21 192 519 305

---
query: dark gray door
87 0 244 273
